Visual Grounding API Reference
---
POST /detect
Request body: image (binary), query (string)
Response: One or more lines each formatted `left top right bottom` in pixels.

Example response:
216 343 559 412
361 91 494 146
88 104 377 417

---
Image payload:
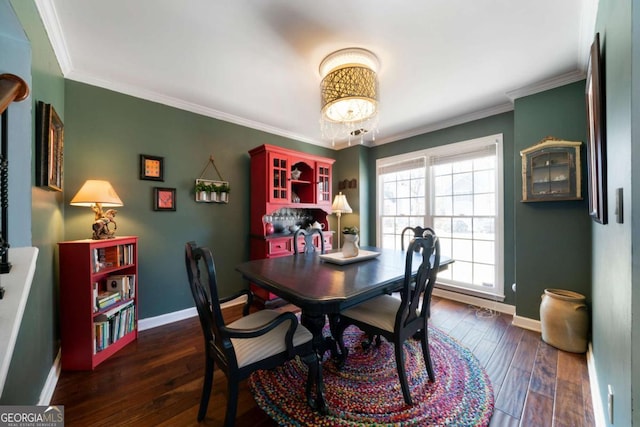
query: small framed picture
140 154 164 181
153 187 176 211
35 101 64 191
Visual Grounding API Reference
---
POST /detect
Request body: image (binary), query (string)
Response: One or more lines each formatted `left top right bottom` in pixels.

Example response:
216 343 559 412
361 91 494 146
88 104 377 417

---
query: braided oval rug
249 325 494 426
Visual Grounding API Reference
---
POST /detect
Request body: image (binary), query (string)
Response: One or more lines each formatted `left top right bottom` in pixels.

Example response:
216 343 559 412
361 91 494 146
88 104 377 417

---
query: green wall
513 81 591 320
330 145 369 246
64 81 336 318
632 1 640 424
591 1 635 425
1 0 65 405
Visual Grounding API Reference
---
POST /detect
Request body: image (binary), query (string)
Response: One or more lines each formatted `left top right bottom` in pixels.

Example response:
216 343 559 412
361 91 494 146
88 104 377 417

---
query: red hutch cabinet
249 144 335 306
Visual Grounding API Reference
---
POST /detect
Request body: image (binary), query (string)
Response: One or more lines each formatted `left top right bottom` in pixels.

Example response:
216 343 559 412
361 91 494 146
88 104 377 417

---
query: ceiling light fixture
319 48 379 146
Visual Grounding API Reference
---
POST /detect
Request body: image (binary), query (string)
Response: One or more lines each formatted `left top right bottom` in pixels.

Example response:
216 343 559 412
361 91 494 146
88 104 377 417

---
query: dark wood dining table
235 246 451 411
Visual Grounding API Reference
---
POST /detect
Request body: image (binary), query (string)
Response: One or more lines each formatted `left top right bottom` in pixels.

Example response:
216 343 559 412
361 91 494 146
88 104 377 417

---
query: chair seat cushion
341 295 401 333
228 310 313 368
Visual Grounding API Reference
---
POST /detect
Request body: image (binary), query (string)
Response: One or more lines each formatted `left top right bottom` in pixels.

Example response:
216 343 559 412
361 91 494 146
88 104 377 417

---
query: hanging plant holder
195 156 229 204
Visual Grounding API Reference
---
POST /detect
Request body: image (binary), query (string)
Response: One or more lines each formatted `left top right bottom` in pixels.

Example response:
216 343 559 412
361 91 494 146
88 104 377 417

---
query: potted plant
210 183 221 202
219 183 230 203
195 181 210 201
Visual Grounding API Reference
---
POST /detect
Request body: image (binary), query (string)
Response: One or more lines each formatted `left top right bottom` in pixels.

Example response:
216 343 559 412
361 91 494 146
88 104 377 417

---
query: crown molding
505 70 585 102
35 0 72 74
64 70 332 148
368 103 514 149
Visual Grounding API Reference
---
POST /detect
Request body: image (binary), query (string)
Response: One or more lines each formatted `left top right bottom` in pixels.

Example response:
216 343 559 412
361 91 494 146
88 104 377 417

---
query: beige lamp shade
331 191 352 250
331 192 352 214
70 180 123 207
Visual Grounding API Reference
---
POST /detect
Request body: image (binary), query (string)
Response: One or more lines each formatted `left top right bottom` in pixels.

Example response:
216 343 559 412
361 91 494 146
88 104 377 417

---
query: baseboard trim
39 349 61 405
512 314 542 333
138 307 197 331
138 296 248 331
587 342 605 426
432 288 515 315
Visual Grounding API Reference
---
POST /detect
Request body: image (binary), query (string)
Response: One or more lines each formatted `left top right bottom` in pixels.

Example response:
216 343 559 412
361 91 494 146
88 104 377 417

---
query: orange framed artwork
140 154 164 181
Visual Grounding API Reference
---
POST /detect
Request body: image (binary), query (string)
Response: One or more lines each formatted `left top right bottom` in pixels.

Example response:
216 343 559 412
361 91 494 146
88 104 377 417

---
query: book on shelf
96 290 121 310
94 321 109 353
95 299 134 322
92 243 135 272
94 301 135 353
106 274 136 299
93 282 99 312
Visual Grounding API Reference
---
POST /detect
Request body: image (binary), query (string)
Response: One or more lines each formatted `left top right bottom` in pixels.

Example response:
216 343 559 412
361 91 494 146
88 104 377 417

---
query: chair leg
395 342 413 406
420 329 435 382
197 357 214 421
224 380 240 427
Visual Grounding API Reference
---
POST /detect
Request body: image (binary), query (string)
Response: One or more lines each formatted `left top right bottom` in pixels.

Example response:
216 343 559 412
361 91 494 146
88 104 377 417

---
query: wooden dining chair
184 241 323 426
400 225 434 250
334 230 440 405
293 228 326 254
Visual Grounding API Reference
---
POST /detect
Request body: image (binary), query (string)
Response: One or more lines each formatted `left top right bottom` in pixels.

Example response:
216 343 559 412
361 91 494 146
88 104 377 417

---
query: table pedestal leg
328 313 349 368
300 311 329 414
300 312 341 359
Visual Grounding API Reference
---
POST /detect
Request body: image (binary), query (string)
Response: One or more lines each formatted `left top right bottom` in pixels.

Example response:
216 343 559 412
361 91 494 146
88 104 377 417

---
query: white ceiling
35 0 598 149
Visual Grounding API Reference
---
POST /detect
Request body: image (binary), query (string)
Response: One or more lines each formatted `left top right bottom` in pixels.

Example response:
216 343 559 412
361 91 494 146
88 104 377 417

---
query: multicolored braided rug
249 325 494 426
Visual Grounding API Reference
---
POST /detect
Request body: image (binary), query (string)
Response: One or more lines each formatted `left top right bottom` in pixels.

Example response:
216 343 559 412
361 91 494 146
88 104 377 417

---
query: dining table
235 246 452 412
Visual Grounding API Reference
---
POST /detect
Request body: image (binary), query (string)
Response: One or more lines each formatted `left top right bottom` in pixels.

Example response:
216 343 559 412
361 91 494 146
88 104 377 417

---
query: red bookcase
58 236 138 370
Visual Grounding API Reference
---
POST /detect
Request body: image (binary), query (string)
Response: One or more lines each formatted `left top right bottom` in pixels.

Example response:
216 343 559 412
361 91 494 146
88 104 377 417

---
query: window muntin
376 134 504 298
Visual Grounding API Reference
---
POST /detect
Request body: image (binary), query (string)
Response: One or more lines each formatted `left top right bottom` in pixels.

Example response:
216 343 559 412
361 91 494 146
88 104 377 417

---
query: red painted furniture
249 144 335 306
58 236 138 370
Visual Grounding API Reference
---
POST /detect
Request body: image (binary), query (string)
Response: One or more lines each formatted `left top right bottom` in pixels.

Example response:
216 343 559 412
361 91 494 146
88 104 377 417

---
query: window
377 134 504 299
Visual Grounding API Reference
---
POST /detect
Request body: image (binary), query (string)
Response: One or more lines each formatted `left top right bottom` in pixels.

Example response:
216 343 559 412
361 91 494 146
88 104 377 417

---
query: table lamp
331 192 352 250
70 180 123 240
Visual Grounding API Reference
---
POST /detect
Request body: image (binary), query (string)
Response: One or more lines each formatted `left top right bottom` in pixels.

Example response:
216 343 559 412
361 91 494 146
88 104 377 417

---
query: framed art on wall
153 187 176 211
35 101 64 191
585 32 607 224
140 154 164 181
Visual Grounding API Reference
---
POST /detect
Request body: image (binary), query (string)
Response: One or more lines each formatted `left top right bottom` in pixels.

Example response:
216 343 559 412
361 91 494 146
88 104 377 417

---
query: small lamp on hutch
70 180 123 240
331 192 352 250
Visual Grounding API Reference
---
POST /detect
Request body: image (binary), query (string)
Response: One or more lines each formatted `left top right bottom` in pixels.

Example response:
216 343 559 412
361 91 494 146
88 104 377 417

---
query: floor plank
519 390 553 426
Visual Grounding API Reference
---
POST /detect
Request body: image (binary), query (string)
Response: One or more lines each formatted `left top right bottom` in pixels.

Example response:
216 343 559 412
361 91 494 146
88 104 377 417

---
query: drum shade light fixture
320 48 379 146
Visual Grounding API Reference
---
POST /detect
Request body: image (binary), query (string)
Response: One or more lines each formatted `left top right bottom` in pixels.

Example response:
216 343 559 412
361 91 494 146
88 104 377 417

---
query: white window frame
376 134 505 300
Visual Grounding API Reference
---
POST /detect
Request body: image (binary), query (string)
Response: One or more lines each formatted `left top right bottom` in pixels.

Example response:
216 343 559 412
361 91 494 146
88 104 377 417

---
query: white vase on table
342 233 359 258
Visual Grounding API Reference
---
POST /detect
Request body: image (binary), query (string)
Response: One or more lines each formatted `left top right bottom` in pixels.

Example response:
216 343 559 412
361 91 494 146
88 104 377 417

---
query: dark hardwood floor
51 297 595 426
